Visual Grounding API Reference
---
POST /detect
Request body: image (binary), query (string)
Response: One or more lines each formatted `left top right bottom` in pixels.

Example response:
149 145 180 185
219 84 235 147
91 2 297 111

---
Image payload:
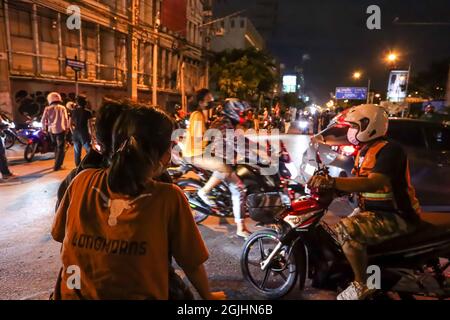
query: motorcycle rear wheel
241 229 305 299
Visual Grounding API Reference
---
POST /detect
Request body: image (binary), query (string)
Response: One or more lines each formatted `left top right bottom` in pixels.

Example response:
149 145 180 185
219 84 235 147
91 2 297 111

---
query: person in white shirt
42 92 69 171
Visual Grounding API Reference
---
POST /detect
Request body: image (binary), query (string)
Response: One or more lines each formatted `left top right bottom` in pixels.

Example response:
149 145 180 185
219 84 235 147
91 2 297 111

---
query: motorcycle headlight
32 121 42 128
10 122 15 129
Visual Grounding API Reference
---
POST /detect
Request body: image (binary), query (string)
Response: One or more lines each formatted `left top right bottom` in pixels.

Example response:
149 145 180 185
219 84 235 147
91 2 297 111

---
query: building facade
210 16 265 52
0 0 211 120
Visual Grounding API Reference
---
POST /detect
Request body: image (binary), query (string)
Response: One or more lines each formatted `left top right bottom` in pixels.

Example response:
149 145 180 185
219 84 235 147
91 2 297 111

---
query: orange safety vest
353 140 421 214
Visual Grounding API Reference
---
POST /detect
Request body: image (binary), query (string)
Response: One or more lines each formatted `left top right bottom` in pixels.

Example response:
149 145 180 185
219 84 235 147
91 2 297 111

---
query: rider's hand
307 175 335 190
207 291 227 300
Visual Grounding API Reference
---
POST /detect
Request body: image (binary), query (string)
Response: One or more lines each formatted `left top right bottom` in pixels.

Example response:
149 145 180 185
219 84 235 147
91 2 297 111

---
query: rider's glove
307 175 336 190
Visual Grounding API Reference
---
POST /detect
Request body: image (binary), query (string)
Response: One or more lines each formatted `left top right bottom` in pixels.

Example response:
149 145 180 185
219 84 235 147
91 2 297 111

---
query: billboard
282 75 297 93
335 87 367 100
387 70 409 102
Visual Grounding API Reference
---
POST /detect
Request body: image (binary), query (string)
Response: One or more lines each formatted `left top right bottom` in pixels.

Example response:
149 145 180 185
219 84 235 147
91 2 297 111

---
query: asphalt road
0 134 347 300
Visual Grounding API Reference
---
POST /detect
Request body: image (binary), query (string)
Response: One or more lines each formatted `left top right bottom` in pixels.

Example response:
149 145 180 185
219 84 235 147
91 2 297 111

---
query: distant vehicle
299 118 450 211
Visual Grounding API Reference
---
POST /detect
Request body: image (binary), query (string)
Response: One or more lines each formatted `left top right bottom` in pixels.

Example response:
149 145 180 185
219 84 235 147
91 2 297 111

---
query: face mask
347 127 360 145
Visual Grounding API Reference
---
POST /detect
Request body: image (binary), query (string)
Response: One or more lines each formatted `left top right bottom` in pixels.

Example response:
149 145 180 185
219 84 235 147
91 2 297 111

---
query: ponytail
107 103 173 197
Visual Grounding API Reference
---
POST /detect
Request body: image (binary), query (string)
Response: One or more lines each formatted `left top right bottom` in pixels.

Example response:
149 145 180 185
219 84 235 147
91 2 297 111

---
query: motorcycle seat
368 213 450 255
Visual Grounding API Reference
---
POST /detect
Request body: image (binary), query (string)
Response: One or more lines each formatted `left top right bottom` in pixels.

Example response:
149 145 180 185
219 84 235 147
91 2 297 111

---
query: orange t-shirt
52 168 209 300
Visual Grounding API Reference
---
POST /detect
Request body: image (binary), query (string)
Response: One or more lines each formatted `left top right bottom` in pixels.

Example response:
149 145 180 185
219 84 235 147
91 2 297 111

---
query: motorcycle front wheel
24 143 38 162
177 179 210 224
241 229 305 299
4 131 15 149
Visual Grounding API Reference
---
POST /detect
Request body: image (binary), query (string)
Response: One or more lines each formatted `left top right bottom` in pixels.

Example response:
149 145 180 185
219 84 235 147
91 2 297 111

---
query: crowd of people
0 88 427 301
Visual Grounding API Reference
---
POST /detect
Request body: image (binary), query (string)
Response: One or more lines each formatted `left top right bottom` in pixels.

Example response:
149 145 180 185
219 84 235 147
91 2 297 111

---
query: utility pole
152 11 160 106
127 0 139 101
0 0 13 115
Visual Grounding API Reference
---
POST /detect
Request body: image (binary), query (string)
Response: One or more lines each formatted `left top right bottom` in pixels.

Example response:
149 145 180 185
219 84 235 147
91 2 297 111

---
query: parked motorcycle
241 153 450 299
0 113 29 149
23 125 69 162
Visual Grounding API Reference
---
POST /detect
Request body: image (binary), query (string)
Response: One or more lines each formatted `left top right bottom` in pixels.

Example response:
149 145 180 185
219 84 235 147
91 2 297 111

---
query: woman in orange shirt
52 102 224 300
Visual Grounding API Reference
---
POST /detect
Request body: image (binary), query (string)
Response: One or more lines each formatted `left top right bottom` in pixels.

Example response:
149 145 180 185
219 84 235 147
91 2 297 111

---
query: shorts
334 211 415 250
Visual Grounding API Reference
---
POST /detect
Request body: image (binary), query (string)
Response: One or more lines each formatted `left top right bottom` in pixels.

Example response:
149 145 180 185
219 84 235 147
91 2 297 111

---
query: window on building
37 7 59 76
9 6 32 38
220 20 225 28
230 19 235 28
8 3 34 73
241 19 245 28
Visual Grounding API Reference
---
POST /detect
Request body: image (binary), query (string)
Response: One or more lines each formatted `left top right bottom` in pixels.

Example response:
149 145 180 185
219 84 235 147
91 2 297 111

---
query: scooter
240 153 450 299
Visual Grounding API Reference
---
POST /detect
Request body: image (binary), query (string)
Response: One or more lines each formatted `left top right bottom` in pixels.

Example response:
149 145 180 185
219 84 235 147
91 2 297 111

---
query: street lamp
353 71 362 80
387 53 398 64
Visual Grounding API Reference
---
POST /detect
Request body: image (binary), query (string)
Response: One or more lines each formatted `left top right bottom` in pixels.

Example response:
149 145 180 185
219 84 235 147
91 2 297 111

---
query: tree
409 58 450 100
210 48 279 101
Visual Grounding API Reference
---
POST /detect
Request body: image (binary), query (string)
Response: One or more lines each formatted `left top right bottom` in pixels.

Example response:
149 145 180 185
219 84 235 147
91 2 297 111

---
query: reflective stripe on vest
360 192 394 200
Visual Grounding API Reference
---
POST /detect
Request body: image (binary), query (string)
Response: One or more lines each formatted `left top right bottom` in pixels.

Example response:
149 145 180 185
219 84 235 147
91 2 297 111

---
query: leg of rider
197 158 231 194
342 242 368 284
227 171 250 237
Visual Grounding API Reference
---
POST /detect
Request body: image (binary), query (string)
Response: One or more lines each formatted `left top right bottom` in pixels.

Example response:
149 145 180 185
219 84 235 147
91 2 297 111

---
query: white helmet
343 104 388 145
47 92 62 105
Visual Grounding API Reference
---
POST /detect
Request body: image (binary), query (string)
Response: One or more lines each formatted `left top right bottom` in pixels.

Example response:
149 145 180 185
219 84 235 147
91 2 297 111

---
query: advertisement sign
282 75 297 93
387 70 409 102
335 87 367 100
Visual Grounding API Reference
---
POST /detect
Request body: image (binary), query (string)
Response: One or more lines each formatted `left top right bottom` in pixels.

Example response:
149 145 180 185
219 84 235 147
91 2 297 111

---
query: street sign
65 58 85 71
335 87 367 100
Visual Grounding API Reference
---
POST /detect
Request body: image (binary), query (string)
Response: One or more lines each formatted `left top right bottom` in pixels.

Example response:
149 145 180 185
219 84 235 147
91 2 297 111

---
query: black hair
76 95 87 108
195 88 211 106
107 102 174 197
95 99 130 157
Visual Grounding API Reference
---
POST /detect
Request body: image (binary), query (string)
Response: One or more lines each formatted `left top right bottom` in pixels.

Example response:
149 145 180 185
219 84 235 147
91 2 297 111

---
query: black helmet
222 98 245 124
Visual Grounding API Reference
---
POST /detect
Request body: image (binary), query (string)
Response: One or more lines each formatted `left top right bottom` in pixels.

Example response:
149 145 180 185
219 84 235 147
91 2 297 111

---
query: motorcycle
0 113 29 149
23 124 69 162
240 153 450 299
172 140 303 224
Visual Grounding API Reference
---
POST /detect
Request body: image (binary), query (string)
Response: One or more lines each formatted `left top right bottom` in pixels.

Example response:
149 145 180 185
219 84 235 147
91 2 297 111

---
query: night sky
214 0 450 104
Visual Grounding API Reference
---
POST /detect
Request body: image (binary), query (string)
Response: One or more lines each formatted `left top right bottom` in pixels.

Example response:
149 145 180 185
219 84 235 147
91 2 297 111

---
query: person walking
42 92 69 171
71 95 92 166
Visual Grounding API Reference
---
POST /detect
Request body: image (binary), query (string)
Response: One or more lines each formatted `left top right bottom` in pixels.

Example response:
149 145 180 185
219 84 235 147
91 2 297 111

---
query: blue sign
335 87 367 100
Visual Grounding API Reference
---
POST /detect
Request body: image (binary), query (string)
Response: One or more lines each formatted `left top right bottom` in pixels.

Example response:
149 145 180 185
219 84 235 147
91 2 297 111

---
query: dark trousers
72 131 91 166
0 136 11 176
50 133 66 170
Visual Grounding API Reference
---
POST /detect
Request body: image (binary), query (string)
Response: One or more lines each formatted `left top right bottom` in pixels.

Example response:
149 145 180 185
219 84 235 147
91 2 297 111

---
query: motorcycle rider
195 99 251 238
308 104 421 300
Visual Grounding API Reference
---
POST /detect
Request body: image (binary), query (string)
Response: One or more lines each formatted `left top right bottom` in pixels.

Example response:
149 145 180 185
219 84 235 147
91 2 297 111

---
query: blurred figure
0 114 15 180
42 92 69 171
71 95 93 166
420 104 441 122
